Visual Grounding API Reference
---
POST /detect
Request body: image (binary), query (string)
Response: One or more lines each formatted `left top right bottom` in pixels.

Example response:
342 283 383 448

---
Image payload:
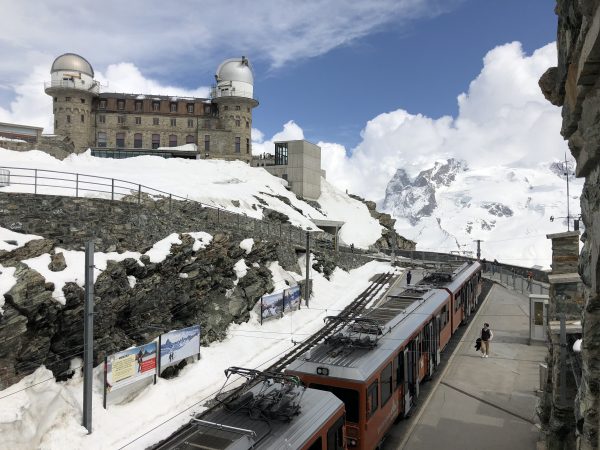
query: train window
381 363 393 406
395 353 405 389
367 380 379 418
327 415 345 450
307 436 322 450
310 384 359 423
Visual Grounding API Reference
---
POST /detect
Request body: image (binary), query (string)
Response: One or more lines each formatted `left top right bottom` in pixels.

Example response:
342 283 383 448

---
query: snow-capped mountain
382 158 583 268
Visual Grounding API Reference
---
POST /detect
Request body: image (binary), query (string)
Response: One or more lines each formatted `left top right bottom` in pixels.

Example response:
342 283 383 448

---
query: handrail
0 165 320 247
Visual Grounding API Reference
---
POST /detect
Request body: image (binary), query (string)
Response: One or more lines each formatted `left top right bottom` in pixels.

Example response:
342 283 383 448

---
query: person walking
480 323 493 358
406 270 412 285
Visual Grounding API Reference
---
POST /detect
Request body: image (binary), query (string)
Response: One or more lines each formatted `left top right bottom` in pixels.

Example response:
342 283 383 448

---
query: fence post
34 169 38 195
238 214 240 230
76 174 79 198
138 185 141 204
111 179 114 201
217 208 220 224
169 194 172 214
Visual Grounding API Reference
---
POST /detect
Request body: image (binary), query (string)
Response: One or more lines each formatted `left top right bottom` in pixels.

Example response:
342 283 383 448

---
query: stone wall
539 1 600 448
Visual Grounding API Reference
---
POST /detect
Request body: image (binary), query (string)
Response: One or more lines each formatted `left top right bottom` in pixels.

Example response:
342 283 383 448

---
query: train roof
286 262 482 383
160 382 343 450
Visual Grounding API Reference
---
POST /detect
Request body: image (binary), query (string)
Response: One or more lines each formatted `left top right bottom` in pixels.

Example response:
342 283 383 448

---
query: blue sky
252 0 558 150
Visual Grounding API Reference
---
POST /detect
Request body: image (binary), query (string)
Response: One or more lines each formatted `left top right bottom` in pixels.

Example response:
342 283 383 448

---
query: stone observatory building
45 53 258 161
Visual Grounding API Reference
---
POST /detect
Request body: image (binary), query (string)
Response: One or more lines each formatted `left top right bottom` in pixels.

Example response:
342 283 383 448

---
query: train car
286 262 482 450
154 368 346 450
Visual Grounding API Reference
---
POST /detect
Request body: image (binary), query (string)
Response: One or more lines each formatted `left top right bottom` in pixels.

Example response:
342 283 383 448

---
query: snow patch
0 227 43 251
239 238 254 255
185 232 213 251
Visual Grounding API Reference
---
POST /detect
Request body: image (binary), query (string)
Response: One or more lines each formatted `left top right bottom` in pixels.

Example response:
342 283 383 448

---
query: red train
286 261 483 450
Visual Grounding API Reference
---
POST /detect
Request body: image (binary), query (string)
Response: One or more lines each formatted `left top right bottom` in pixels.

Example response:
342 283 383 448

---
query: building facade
45 53 258 162
252 140 324 200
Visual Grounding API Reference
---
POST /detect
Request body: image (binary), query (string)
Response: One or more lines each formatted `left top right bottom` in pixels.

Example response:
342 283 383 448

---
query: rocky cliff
540 1 600 448
0 193 376 389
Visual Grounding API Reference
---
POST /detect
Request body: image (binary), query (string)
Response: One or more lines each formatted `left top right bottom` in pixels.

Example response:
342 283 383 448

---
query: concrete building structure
252 140 324 200
44 53 257 162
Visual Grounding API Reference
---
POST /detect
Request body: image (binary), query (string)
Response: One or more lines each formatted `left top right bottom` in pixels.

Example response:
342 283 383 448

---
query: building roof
216 57 254 84
98 92 209 102
51 53 95 77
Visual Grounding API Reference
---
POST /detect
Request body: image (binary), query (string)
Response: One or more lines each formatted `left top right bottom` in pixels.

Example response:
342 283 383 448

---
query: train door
431 318 440 371
402 348 412 416
407 339 419 403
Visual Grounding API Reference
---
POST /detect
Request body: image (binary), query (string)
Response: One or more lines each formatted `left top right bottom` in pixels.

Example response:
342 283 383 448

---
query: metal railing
0 166 318 247
483 264 549 296
44 80 100 94
0 169 9 187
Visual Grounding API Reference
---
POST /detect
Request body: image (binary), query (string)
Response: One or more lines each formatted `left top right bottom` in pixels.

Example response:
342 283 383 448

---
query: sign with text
283 286 301 312
159 325 201 372
261 291 284 323
106 342 157 392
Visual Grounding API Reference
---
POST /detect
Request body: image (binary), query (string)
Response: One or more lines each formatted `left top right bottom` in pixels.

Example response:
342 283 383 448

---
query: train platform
384 279 546 450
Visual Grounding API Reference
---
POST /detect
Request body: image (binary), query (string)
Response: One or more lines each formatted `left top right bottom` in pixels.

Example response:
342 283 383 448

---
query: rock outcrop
540 2 600 449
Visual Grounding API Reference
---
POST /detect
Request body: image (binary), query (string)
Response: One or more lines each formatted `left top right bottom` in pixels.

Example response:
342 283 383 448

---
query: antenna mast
565 153 570 231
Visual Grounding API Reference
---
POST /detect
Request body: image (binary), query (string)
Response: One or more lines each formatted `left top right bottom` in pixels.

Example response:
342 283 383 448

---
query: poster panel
160 324 201 371
106 341 157 392
261 291 283 322
283 286 301 312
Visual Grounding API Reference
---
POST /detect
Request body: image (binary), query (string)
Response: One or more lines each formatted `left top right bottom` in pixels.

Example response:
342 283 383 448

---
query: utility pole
83 241 94 434
564 153 571 231
305 231 311 307
474 239 483 261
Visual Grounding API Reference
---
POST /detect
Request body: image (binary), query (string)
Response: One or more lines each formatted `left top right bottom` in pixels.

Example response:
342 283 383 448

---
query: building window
99 99 106 109
381 363 393 406
187 118 194 128
246 138 250 154
235 105 240 111
54 97 57 102
97 132 107 148
247 107 250 112
116 132 125 148
98 115 106 124
117 100 125 110
135 116 141 125
152 101 160 111
170 102 177 112
81 114 85 123
134 133 142 148
55 120 58 129
204 119 211 129
246 120 249 129
80 98 85 104
204 105 211 114
186 134 196 144
170 118 176 127
235 119 241 127
153 117 159 126
152 134 160 149
275 142 288 165
66 115 71 124
65 97 71 102
204 135 210 152
187 103 194 113
169 134 177 147
235 136 241 153
223 105 228 111
118 115 126 124
135 101 143 112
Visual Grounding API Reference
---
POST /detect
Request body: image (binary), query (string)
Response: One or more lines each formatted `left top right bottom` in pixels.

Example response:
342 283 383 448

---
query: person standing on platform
406 270 412 285
480 323 493 358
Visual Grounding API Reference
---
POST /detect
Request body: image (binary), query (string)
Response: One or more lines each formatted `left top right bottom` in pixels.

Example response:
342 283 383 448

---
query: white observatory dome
216 57 254 85
51 53 95 77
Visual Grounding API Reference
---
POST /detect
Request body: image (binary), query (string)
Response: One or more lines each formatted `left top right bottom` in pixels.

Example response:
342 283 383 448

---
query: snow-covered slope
0 148 382 248
383 158 583 267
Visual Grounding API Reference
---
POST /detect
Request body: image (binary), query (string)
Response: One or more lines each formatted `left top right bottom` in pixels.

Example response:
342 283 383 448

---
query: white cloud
252 120 304 155
319 42 568 203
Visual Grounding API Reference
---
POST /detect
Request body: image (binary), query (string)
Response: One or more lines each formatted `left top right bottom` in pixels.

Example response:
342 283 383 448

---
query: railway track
151 271 395 449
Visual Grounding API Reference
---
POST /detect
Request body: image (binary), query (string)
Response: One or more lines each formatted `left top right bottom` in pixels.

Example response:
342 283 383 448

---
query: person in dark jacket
480 323 493 358
406 270 412 285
